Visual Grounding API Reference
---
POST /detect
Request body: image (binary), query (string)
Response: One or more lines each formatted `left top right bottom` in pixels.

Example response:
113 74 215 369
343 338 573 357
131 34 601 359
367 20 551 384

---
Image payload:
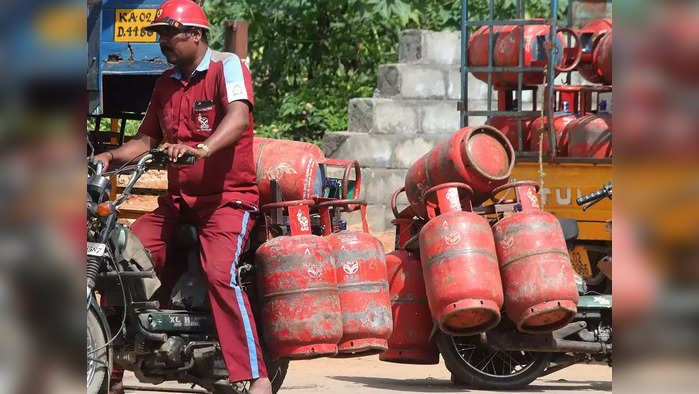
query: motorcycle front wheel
87 307 110 394
436 331 551 390
265 356 289 394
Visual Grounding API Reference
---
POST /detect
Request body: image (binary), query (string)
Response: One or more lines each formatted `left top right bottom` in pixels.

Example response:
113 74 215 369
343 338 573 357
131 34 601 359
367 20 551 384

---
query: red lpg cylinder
593 32 612 84
577 18 612 84
256 232 343 359
253 137 326 205
380 250 439 364
528 102 578 155
468 21 570 87
491 182 578 333
487 116 537 150
566 103 612 158
468 25 516 86
327 231 393 355
419 183 503 336
404 125 514 216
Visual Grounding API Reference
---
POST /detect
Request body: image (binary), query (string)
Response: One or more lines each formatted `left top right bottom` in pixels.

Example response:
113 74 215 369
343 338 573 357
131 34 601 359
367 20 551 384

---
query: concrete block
360 168 408 206
322 132 393 168
399 30 460 65
422 31 461 65
347 98 374 133
398 30 423 64
348 98 419 135
391 135 445 169
377 64 447 99
420 101 461 135
374 101 419 135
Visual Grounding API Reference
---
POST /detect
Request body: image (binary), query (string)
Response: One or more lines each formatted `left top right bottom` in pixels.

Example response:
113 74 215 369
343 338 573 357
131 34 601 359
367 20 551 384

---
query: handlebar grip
177 153 197 165
576 188 606 206
149 149 197 165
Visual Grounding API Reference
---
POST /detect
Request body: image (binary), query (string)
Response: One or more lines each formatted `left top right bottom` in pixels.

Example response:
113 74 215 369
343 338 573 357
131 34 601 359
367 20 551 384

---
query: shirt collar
169 48 212 80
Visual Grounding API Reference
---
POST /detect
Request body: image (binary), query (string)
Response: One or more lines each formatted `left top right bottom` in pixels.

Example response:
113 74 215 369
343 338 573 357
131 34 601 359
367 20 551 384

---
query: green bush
203 0 567 145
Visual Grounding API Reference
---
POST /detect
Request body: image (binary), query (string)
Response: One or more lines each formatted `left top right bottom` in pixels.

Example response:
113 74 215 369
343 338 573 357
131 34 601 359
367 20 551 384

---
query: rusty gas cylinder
593 31 612 84
404 125 514 216
326 231 393 355
577 18 612 84
419 183 503 336
528 101 578 155
468 21 576 87
487 116 537 151
491 182 579 334
467 24 517 86
380 249 439 364
256 202 343 358
253 137 326 205
566 103 612 158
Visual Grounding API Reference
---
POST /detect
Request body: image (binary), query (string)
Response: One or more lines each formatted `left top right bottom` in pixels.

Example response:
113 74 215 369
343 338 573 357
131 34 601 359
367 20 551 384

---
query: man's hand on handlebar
160 143 209 162
93 152 112 171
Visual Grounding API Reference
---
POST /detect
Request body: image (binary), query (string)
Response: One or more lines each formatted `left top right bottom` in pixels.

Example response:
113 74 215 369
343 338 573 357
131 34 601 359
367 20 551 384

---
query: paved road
123 356 611 393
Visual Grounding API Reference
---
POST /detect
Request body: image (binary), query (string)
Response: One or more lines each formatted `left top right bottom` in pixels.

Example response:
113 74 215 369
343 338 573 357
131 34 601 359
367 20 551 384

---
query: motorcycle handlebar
576 182 612 206
148 149 197 166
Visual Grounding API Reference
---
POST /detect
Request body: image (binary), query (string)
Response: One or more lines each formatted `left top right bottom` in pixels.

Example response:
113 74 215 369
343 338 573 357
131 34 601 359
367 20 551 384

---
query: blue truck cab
88 0 168 118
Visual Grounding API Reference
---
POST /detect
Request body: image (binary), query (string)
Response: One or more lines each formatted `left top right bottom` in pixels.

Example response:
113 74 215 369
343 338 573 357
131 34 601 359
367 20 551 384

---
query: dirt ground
123 357 611 393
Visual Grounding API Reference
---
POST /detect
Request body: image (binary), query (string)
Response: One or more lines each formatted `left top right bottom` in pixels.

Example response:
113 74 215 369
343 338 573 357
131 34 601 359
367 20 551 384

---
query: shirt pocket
188 99 216 140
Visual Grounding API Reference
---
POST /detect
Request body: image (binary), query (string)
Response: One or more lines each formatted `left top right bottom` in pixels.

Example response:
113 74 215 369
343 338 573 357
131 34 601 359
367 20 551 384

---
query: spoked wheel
87 307 110 394
436 331 551 390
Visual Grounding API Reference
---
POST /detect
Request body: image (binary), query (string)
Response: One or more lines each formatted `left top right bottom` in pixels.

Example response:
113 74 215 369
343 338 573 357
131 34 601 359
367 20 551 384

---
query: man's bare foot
248 377 272 394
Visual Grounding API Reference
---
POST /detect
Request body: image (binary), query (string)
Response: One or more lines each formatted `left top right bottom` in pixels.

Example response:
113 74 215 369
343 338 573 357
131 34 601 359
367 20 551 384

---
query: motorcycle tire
87 307 110 394
436 331 551 390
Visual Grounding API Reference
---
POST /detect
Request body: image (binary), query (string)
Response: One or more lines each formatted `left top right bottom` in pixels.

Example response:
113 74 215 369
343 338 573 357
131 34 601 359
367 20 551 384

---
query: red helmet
145 0 210 31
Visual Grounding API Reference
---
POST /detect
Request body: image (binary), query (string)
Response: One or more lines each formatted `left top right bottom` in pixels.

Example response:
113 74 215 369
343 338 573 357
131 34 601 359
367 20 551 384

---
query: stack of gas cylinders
251 138 394 359
380 125 579 364
467 18 612 158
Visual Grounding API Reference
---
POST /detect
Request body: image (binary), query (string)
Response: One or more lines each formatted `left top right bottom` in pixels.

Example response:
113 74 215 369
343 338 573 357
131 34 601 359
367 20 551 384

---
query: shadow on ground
328 376 611 393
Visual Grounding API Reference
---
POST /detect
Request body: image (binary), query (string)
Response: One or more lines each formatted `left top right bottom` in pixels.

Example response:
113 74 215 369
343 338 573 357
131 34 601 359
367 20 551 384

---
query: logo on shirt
197 112 211 131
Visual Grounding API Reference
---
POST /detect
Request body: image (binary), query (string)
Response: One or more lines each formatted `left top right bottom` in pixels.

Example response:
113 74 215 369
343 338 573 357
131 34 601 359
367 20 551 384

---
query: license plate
87 242 107 257
114 9 158 42
569 245 592 277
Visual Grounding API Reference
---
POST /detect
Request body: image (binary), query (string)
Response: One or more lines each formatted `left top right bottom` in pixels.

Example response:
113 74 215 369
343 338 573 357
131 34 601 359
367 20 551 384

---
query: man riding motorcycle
94 1 272 393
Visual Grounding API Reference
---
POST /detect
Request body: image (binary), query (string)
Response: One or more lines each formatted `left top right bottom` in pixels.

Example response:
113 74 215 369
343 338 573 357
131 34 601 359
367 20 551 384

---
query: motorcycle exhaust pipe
481 322 612 354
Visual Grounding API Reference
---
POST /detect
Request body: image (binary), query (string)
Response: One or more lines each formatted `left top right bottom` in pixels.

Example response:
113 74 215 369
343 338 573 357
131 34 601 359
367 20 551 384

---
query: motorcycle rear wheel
87 307 110 394
436 331 551 390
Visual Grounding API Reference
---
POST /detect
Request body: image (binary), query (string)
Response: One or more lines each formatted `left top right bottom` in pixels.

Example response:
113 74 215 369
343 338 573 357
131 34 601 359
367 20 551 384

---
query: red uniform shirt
139 48 259 212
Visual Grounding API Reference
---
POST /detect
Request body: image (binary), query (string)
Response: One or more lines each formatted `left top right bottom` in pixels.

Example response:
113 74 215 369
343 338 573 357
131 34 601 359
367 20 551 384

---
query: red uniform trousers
131 196 267 382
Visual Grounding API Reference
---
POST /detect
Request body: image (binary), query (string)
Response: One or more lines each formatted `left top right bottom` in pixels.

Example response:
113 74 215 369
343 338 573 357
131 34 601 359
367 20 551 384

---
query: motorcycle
86 147 289 394
436 182 612 390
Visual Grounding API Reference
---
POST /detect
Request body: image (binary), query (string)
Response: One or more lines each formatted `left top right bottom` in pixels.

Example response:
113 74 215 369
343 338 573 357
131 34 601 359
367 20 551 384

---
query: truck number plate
114 9 157 42
87 242 107 257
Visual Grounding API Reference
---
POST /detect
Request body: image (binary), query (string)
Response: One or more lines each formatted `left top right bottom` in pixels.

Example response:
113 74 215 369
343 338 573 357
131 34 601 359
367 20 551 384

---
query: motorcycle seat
175 224 199 249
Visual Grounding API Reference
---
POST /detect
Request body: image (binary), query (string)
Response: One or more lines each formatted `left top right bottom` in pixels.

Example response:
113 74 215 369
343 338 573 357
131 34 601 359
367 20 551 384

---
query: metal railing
459 0 611 164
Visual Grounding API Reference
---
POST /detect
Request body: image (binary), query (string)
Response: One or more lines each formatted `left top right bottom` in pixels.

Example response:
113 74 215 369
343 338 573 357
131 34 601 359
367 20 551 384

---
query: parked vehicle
86 147 289 394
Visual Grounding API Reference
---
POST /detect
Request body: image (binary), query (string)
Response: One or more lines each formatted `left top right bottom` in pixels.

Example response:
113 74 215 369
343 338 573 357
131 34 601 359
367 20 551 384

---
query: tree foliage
203 0 567 144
